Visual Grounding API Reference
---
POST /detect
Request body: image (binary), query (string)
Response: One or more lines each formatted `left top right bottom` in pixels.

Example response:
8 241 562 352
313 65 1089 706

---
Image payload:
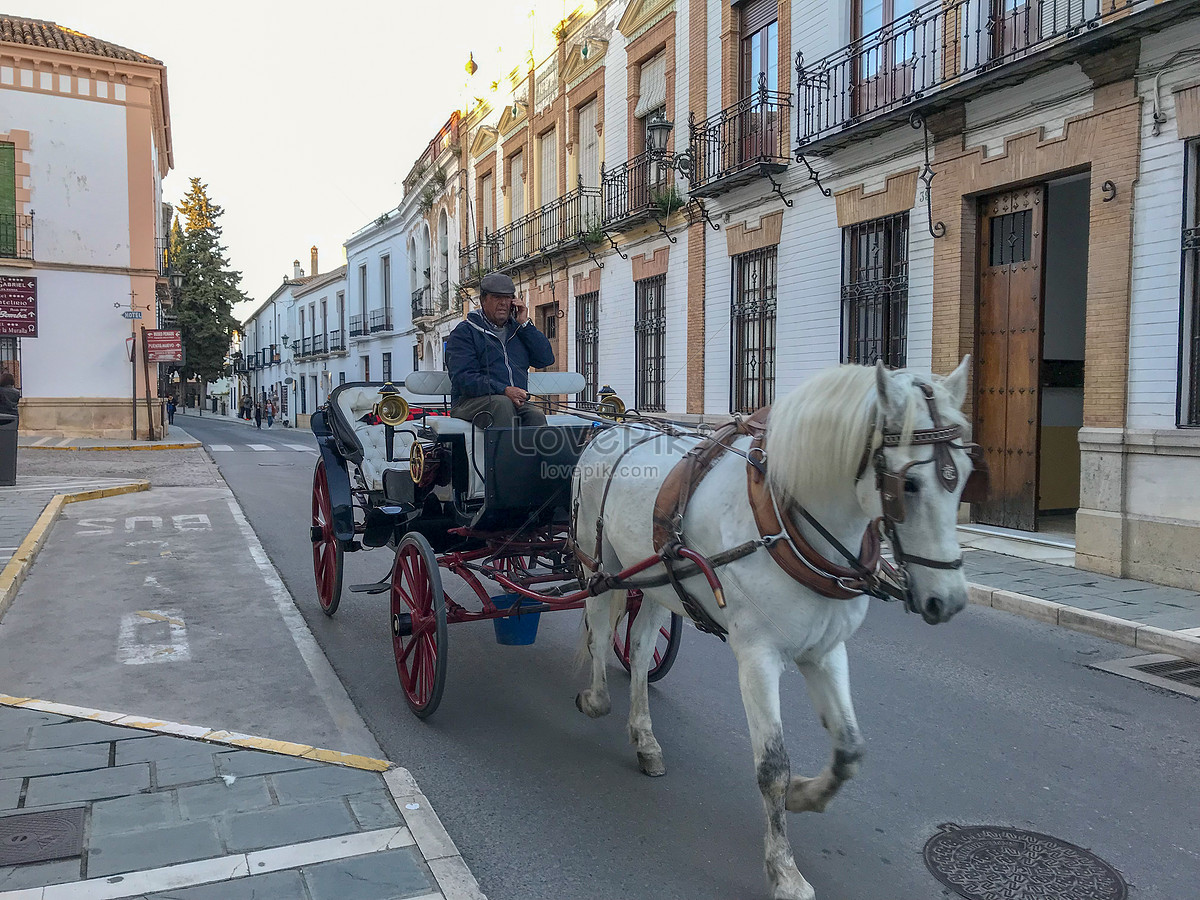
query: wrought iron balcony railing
797 0 1141 148
155 237 171 276
299 336 312 357
689 83 792 197
492 185 603 269
0 213 34 260
328 330 345 352
349 314 365 337
369 308 394 332
291 339 300 355
459 237 500 284
312 333 327 355
413 287 435 319
601 152 678 228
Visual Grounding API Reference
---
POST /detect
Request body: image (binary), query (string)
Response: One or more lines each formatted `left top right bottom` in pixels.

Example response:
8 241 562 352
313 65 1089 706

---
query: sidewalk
0 458 484 899
17 425 201 452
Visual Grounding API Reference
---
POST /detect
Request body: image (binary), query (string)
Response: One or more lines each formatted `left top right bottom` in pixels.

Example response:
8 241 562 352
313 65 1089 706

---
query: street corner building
0 14 174 439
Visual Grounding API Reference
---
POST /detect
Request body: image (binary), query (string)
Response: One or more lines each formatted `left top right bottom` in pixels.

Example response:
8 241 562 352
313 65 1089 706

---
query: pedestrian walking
266 400 275 428
254 402 262 429
166 397 176 425
0 372 20 421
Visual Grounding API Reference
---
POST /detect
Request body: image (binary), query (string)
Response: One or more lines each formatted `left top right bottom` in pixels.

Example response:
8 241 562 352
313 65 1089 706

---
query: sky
19 0 584 319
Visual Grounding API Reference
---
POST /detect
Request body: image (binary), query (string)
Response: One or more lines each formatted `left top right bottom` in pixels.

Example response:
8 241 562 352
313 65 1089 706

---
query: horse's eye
904 478 920 494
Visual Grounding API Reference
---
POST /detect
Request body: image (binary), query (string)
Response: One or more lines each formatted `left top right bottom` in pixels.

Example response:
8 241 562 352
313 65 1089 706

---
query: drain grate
923 823 1127 900
1091 653 1200 699
0 807 86 866
1132 657 1200 687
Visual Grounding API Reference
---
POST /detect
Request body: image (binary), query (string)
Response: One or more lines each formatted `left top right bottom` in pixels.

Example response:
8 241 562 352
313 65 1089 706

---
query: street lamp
168 267 184 294
644 111 694 179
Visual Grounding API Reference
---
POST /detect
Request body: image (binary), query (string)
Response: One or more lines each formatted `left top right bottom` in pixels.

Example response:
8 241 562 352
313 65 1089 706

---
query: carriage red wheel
613 591 683 683
391 532 448 718
310 459 343 616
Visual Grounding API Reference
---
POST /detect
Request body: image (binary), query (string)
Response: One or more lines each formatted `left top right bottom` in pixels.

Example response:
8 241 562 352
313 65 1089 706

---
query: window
731 248 777 413
480 173 495 236
299 376 307 415
634 275 667 412
362 355 371 382
576 291 599 403
510 151 525 221
538 303 558 341
539 128 557 205
382 352 392 383
413 345 420 372
1181 140 1200 426
739 0 778 97
853 0 919 110
0 142 15 257
339 372 346 386
438 213 449 306
577 101 600 189
359 265 368 318
841 213 909 368
311 375 319 410
0 337 19 387
381 255 392 312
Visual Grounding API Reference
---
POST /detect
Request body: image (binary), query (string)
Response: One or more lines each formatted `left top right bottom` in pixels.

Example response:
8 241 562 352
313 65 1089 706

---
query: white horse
571 359 977 900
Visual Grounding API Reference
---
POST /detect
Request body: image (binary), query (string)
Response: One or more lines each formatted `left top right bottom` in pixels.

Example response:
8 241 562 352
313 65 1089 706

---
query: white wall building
0 14 173 437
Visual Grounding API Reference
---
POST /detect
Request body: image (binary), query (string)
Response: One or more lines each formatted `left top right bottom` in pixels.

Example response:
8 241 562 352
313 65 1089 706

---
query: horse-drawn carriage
309 359 988 900
308 372 683 718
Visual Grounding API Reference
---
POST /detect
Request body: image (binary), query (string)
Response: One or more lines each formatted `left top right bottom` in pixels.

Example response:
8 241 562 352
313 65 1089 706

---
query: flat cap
479 272 516 296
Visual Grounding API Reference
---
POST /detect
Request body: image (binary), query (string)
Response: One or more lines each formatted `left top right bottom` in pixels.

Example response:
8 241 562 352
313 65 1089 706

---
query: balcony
688 84 792 198
0 213 34 260
413 287 435 320
291 339 301 356
796 0 1177 152
601 153 679 229
155 237 170 276
459 238 499 285
369 309 394 333
349 314 365 337
328 330 345 353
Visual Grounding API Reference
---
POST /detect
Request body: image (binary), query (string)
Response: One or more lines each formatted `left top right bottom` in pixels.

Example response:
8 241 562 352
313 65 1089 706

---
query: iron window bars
635 274 667 412
842 212 909 368
576 291 600 405
731 247 778 413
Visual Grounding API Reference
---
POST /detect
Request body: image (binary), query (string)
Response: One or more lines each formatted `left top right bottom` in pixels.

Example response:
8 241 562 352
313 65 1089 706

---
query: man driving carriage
445 272 554 428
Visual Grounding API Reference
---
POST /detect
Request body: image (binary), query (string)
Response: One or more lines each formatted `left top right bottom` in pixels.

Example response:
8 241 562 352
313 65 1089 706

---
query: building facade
446 0 1200 587
0 15 173 437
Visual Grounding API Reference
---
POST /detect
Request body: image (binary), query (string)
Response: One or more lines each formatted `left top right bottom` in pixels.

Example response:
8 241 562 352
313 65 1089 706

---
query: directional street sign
122 310 143 319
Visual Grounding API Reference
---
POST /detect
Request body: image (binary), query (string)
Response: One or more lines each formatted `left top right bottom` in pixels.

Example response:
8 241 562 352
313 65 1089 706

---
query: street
181 409 1200 900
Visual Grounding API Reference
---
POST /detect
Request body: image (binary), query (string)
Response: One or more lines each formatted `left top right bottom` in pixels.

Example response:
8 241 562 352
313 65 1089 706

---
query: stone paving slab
0 706 457 898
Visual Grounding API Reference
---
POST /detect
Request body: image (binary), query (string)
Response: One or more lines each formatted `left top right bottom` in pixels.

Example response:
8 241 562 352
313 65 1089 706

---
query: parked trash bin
0 414 17 487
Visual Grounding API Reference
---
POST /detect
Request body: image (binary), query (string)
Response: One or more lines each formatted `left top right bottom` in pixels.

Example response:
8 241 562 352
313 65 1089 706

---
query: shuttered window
0 144 15 258
578 100 600 189
480 173 494 235
510 151 525 221
634 52 667 119
539 129 557 205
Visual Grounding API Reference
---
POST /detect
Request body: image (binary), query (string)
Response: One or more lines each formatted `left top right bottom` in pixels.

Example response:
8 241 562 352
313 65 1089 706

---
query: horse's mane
764 364 967 504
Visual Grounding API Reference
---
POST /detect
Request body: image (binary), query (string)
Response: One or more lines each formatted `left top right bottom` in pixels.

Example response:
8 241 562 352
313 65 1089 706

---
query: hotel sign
0 275 37 337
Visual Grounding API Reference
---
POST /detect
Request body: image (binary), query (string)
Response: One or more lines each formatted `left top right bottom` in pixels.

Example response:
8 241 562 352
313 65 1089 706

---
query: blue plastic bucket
492 593 542 645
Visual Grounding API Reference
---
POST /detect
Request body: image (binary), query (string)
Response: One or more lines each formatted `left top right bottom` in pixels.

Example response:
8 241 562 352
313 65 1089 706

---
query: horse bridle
860 382 989 601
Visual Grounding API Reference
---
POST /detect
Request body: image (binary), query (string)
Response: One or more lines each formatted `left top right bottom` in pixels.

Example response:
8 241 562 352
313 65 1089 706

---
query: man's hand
504 385 528 407
512 302 529 325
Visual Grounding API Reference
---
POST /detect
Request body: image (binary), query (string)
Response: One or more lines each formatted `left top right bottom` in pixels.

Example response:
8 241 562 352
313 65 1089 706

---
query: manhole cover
0 807 86 866
923 823 1127 900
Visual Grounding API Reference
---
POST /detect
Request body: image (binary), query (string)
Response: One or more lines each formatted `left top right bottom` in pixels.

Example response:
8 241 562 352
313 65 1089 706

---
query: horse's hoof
772 884 815 900
637 752 666 777
575 691 610 718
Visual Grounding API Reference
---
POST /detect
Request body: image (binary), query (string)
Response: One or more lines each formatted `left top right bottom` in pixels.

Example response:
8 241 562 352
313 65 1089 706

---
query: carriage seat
334 386 415 492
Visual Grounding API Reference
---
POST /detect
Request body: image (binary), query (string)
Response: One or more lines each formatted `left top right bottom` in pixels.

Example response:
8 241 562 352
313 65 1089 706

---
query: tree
171 178 245 395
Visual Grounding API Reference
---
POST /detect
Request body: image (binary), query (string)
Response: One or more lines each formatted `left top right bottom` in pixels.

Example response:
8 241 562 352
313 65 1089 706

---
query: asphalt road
180 409 1200 900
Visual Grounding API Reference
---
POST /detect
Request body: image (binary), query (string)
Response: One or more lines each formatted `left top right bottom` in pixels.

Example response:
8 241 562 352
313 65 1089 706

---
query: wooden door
975 186 1044 531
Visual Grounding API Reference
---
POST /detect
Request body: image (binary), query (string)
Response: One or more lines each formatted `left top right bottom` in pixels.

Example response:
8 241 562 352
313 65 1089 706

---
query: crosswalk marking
248 444 274 451
285 444 314 452
210 444 233 452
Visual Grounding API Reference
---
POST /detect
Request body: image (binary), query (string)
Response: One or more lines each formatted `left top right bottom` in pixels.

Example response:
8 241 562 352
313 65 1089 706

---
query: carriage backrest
404 370 587 397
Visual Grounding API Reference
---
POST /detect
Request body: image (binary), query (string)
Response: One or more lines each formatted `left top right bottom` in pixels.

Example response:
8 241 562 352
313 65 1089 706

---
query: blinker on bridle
859 382 990 585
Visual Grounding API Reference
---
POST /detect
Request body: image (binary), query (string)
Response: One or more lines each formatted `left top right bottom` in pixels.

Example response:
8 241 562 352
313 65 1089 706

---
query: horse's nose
923 596 944 624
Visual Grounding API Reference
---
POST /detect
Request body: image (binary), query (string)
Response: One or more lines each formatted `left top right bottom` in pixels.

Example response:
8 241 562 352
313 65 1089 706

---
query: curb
967 582 1200 664
20 440 202 451
0 480 149 620
0 697 487 899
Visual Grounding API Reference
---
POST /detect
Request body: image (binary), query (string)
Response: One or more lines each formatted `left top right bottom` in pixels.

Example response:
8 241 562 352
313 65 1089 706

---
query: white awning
634 52 667 119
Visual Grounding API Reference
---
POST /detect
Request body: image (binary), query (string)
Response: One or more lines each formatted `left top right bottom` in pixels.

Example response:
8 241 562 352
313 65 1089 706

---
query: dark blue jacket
446 311 555 405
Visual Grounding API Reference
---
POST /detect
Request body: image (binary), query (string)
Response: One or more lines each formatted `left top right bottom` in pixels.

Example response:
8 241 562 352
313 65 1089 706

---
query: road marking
210 444 234 451
118 608 190 664
225 496 384 758
173 514 212 531
286 443 314 452
248 444 275 451
31 436 53 446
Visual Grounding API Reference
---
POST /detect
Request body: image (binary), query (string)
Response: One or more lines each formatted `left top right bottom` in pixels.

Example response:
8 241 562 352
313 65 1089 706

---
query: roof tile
0 14 160 64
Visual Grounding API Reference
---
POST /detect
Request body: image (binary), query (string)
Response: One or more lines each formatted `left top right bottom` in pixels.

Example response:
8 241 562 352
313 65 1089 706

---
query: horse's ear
942 355 970 410
875 360 893 411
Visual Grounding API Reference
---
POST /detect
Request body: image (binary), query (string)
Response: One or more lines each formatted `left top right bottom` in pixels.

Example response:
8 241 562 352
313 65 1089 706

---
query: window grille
382 352 392 383
731 248 777 413
576 291 599 404
635 275 667 411
1182 140 1200 426
841 212 908 367
299 376 307 415
0 337 19 386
